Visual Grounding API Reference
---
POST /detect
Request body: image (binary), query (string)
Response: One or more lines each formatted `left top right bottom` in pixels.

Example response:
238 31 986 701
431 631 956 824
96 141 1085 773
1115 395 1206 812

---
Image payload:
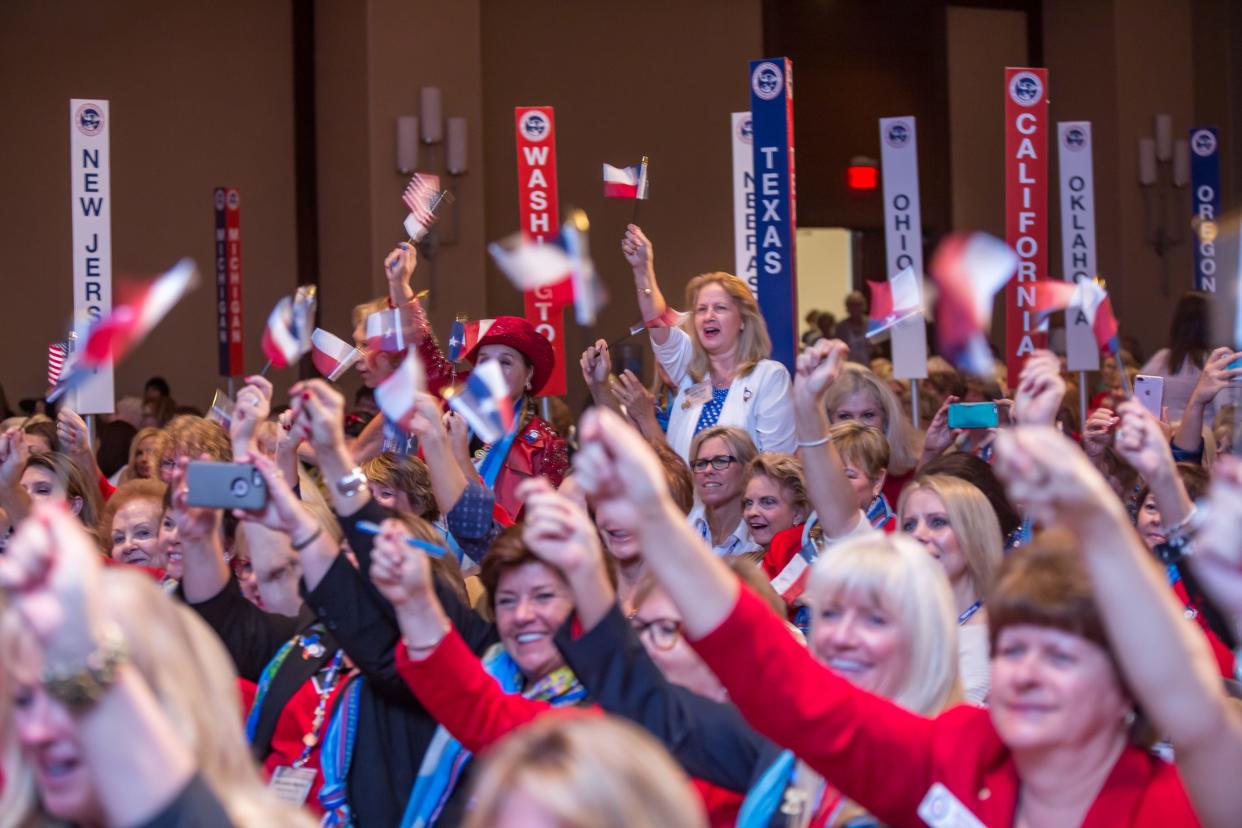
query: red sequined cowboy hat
463 315 555 395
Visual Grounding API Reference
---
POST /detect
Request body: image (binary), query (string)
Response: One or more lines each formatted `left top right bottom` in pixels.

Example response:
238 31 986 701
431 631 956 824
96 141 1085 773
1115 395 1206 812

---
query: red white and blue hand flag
443 360 514 444
48 259 199 401
448 318 495 364
602 159 650 200
866 266 923 341
1028 277 1120 352
47 339 72 388
311 328 362 381
929 233 1018 376
261 285 317 370
365 308 409 354
489 209 605 325
402 173 448 242
374 350 427 428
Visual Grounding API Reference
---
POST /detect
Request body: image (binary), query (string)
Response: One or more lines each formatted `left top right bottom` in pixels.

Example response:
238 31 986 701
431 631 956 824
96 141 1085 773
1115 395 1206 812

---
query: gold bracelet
43 623 128 712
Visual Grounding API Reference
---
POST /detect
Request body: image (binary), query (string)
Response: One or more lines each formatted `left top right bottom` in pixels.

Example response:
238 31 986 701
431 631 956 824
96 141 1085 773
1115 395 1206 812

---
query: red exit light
847 165 879 190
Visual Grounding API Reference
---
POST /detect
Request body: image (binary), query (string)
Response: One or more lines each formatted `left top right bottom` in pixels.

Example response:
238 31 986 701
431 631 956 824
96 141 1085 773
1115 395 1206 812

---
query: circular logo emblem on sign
736 115 753 145
226 190 240 209
518 110 551 142
75 103 104 136
1063 126 1087 151
1008 71 1043 106
751 62 783 101
214 190 226 211
884 121 911 148
1191 129 1217 157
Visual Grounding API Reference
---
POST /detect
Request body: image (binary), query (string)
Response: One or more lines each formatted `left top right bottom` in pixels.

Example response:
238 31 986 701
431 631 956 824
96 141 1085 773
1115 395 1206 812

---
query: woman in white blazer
621 224 796 462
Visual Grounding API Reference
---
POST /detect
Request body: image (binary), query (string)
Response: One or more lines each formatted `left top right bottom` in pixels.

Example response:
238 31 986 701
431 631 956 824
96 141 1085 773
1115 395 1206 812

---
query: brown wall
0 0 298 411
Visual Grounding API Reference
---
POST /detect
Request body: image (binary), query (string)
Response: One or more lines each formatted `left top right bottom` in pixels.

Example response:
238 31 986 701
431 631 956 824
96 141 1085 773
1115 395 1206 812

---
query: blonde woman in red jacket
568 347 1201 827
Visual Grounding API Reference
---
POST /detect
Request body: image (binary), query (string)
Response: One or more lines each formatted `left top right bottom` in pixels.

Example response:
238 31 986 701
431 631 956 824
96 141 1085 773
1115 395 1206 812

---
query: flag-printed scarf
399 643 587 828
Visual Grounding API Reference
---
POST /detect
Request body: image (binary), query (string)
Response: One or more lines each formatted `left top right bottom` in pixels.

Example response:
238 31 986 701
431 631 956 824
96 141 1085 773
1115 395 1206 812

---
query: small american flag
402 173 442 230
47 340 71 387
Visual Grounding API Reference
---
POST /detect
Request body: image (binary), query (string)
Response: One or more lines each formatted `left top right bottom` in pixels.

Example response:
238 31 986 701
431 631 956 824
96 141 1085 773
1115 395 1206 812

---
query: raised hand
580 339 612 388
1192 456 1242 622
1190 347 1242 407
0 428 30 489
921 394 963 463
369 518 435 610
1113 399 1175 482
442 410 471 464
231 375 273 455
993 426 1121 527
167 456 222 544
518 478 603 577
384 243 418 295
621 224 653 274
289 379 347 455
1013 349 1067 426
792 338 849 415
56 408 93 462
1082 406 1118 460
573 407 670 527
231 452 317 543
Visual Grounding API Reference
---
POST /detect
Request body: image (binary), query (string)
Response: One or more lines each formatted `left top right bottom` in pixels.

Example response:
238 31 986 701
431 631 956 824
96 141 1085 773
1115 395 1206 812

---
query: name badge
269 765 318 806
917 782 985 828
682 381 713 409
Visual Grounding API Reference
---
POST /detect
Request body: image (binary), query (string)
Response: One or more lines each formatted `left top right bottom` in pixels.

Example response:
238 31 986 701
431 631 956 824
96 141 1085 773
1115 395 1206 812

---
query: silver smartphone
1133 374 1165 420
185 461 268 510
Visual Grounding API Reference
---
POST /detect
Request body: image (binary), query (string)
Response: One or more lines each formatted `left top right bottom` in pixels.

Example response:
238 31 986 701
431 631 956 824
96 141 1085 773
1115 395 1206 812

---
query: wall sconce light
1138 113 1189 295
420 87 443 144
396 116 419 174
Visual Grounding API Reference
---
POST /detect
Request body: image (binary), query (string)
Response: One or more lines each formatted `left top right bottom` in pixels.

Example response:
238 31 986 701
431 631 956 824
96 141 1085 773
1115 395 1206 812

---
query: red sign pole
1004 67 1049 381
515 107 568 397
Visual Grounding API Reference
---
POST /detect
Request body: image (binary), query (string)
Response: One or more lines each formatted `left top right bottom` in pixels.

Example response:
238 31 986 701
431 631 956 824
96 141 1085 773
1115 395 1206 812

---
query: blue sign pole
1190 127 1221 292
749 57 798 370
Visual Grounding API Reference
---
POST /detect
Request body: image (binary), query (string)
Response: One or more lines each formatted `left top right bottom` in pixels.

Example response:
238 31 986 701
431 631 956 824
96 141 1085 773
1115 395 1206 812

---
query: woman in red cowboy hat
462 316 568 519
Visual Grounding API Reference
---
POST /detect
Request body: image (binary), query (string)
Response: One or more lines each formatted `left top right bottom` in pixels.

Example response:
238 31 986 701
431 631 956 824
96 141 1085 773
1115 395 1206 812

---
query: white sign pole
69 98 114 413
879 116 928 426
731 112 757 299
1057 121 1100 374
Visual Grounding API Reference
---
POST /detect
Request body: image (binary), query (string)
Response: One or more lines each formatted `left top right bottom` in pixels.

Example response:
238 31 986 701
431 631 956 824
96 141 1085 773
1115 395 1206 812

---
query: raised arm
994 427 1242 828
1173 347 1240 455
792 339 864 538
622 225 673 347
385 243 454 397
228 375 273 460
0 429 32 525
1113 400 1194 529
56 408 106 491
581 339 623 415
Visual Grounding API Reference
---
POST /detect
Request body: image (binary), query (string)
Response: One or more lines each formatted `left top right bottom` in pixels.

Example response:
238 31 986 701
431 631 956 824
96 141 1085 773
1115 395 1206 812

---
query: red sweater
393 631 741 827
691 588 1201 828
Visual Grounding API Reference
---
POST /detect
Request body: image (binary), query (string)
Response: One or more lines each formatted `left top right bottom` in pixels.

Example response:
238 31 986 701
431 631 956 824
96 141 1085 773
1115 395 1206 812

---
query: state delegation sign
1004 68 1049 380
69 98 114 413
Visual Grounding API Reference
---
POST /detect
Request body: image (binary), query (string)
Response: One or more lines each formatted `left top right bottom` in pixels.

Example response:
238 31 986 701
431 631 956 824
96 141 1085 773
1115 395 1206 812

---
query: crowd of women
0 222 1240 827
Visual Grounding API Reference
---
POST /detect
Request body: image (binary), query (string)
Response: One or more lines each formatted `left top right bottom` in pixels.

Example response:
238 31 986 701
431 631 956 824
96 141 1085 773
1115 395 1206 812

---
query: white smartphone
1134 374 1165 419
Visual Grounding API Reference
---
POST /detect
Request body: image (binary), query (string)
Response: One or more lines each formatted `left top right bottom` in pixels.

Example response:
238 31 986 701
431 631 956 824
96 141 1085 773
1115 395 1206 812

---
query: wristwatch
336 467 368 497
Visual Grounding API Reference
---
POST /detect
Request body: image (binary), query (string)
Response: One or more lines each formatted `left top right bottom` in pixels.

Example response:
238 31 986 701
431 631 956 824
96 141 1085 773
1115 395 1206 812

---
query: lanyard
293 650 349 768
247 625 327 742
958 600 983 625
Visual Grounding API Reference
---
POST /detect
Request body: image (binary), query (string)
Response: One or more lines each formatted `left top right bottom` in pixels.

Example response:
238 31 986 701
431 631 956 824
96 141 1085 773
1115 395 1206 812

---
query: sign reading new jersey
878 116 928 380
731 112 757 299
514 106 567 396
1004 68 1049 381
749 58 798 371
1190 127 1221 293
1056 122 1100 371
213 188 245 377
69 98 114 413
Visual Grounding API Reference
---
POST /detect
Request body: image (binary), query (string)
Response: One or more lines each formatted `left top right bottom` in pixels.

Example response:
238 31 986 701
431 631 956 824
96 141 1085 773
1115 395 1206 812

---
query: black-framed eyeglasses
691 455 737 473
632 617 684 651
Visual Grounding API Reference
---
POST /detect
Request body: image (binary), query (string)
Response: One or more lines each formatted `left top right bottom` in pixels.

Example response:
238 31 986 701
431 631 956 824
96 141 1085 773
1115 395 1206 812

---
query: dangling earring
1123 709 1137 728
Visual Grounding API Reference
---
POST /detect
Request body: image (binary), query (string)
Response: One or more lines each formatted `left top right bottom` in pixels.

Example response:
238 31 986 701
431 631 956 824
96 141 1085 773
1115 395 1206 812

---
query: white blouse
653 327 797 461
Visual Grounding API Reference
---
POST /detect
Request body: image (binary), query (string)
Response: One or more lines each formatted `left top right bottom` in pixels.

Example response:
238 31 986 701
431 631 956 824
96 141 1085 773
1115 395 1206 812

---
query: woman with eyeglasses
622 224 796 463
687 426 761 556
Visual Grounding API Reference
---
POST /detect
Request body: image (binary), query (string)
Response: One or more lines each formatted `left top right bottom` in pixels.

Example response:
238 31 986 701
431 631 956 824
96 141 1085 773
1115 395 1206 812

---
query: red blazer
490 415 568 520
691 588 1201 828
393 631 741 828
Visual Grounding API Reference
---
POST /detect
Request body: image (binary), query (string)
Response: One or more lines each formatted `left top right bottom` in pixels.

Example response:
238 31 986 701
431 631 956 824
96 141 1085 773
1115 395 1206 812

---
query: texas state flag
448 318 495 363
261 285 317 370
311 328 362 381
866 266 923 341
1029 278 1120 352
929 233 1018 376
602 160 650 199
48 259 199 401
374 349 426 427
443 360 515 444
489 209 605 325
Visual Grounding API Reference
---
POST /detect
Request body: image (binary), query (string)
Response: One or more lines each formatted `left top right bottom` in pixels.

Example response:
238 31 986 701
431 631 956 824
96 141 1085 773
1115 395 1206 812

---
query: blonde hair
827 422 889 482
823 364 919 474
0 569 314 828
154 415 231 472
24 451 101 532
464 714 707 828
897 475 1002 602
804 533 961 714
119 426 163 484
745 453 808 516
688 425 757 469
683 272 771 383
